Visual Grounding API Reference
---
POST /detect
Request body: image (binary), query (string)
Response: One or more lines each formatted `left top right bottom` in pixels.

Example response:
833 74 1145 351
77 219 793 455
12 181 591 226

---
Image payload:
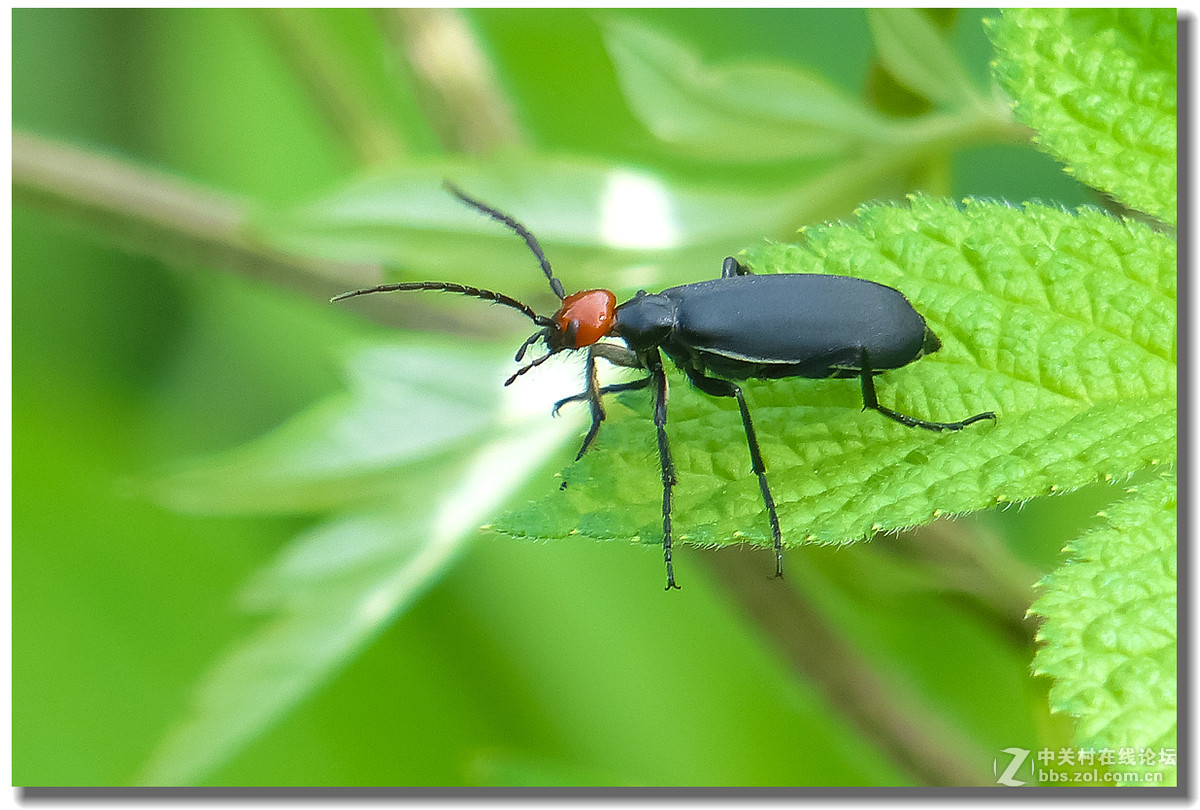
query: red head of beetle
549 289 617 350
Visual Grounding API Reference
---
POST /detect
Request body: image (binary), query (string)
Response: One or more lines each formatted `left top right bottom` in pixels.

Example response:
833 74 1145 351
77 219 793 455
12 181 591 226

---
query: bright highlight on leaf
599 170 678 250
988 8 1177 225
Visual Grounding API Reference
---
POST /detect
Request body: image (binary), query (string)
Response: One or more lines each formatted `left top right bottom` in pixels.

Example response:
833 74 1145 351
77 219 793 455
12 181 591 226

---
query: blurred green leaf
139 508 460 785
988 8 1176 225
497 198 1174 553
141 340 582 783
252 8 410 166
151 343 506 514
259 157 812 295
863 9 957 117
1030 472 1176 785
467 750 625 787
603 18 892 162
264 158 807 254
867 9 982 110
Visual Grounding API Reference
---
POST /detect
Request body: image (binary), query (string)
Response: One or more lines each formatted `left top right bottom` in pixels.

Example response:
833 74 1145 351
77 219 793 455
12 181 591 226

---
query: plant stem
253 9 410 167
13 130 376 301
886 520 1042 650
378 8 525 155
11 130 537 338
777 107 1029 230
701 547 993 786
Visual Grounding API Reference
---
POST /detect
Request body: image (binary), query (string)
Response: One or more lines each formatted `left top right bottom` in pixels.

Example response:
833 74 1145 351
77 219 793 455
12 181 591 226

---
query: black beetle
334 183 996 589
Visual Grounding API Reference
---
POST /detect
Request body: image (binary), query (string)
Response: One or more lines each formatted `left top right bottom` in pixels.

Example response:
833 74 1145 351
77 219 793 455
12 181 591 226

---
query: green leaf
260 157 810 296
138 507 464 785
988 8 1177 225
150 342 506 514
140 340 583 783
602 18 893 162
867 9 982 109
1029 472 1177 785
495 197 1175 555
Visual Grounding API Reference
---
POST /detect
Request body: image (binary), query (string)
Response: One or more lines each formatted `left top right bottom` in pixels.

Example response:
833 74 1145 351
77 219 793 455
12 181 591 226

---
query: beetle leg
567 347 605 462
576 345 646 452
590 342 642 368
685 371 784 580
552 344 650 459
858 349 997 431
556 369 653 490
720 257 754 278
642 349 680 590
552 381 646 413
552 378 650 419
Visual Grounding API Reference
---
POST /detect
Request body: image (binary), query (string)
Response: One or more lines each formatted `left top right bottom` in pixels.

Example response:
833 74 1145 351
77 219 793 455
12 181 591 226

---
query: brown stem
12 131 528 338
378 8 524 155
253 9 409 167
13 130 376 300
884 521 1042 650
701 547 992 786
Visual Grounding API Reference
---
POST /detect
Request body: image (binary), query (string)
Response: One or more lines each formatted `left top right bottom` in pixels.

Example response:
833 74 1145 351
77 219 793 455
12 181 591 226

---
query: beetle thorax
613 291 677 351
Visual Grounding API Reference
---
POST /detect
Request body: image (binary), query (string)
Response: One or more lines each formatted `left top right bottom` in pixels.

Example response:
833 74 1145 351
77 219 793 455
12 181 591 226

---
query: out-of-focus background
15 8 1114 786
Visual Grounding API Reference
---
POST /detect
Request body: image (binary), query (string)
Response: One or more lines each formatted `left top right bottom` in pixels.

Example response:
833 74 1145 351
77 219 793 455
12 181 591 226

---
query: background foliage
13 8 1174 787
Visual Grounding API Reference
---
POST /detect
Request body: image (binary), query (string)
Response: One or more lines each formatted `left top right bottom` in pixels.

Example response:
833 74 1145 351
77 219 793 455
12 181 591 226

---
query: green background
14 8 1115 786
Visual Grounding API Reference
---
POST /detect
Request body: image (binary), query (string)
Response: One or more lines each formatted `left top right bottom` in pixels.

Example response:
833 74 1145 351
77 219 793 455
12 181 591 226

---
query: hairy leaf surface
1030 473 1177 784
989 9 1176 225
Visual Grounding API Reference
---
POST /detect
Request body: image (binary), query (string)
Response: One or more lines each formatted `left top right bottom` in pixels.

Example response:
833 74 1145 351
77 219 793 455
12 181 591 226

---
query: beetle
333 183 996 590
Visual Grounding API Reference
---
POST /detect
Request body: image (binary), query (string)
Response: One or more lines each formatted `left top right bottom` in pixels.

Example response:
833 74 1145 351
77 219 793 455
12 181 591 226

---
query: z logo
994 747 1030 786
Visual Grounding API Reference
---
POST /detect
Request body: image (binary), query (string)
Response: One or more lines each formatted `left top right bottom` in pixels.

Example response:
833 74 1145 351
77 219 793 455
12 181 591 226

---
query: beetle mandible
333 183 996 590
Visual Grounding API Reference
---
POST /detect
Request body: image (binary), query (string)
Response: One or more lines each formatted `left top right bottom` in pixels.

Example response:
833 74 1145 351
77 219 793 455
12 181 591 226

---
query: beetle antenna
444 180 567 301
504 351 556 386
331 281 552 326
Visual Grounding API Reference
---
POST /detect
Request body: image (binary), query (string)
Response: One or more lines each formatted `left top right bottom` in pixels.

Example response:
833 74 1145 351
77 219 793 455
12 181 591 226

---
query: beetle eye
563 319 580 347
